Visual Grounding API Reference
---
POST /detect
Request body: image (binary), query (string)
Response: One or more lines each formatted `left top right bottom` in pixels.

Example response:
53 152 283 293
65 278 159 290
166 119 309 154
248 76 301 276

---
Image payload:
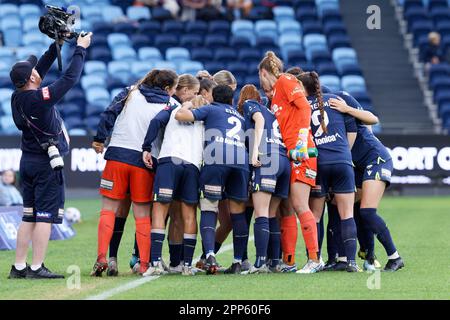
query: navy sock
231 212 248 261
183 235 197 267
354 202 375 258
326 203 339 261
360 208 397 256
200 211 217 257
341 218 357 262
268 217 281 267
200 243 206 260
109 217 126 258
242 206 253 261
150 232 165 265
317 218 324 257
254 217 269 268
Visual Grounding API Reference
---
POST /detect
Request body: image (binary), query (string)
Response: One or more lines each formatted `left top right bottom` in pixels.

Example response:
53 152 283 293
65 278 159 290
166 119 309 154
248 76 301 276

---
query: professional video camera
39 5 87 71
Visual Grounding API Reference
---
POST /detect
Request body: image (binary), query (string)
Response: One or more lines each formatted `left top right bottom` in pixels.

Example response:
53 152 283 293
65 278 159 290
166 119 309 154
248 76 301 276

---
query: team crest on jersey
42 87 51 100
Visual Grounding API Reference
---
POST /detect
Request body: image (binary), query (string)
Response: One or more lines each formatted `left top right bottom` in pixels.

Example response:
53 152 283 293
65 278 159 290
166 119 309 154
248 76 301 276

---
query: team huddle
90 51 404 277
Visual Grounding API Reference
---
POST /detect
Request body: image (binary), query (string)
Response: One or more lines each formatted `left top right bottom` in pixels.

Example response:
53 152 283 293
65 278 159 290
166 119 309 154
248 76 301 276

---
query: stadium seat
227 62 249 79
191 48 214 62
316 62 339 76
341 75 367 93
65 116 85 130
86 88 111 105
332 47 358 64
82 6 103 23
154 34 179 53
0 4 19 18
238 48 262 64
186 20 208 35
127 6 151 21
102 5 125 23
107 78 126 92
107 33 130 48
0 48 15 66
279 34 303 60
19 4 41 19
320 75 341 92
230 36 252 49
287 49 307 64
110 88 124 100
166 47 190 63
180 34 204 49
22 16 39 33
89 47 112 63
162 20 185 34
323 21 347 37
1 17 22 47
273 6 295 22
278 20 302 35
0 116 19 135
113 22 138 36
204 35 228 48
84 61 107 78
138 47 162 62
112 47 137 62
214 48 237 62
255 36 278 52
153 61 176 71
296 7 319 23
16 47 41 61
255 20 278 42
178 61 204 75
92 22 114 37
302 21 323 35
328 34 352 50
108 61 131 84
321 9 342 23
64 88 86 108
209 20 230 36
231 20 254 42
204 61 226 75
68 128 88 136
131 61 152 78
151 7 173 21
0 89 13 105
311 48 332 65
81 75 106 91
86 103 107 118
130 34 152 50
138 21 161 34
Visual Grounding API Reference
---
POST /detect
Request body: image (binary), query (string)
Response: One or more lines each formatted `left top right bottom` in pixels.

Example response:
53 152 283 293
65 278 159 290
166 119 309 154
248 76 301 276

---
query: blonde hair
258 51 283 78
176 74 200 91
213 70 237 87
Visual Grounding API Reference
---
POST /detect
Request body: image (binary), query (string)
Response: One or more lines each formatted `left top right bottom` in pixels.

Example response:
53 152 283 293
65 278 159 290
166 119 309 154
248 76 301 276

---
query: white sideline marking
86 236 254 300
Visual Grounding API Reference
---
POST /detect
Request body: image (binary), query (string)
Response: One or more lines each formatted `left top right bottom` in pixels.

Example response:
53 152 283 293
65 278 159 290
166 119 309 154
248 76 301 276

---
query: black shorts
20 156 65 224
310 163 356 198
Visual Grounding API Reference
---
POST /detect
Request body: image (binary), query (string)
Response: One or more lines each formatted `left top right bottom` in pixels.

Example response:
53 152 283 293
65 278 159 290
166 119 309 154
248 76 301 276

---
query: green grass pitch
0 196 449 300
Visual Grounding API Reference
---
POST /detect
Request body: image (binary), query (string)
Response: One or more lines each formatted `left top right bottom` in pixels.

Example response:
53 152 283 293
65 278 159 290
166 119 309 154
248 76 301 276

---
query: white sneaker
363 260 377 272
142 261 167 277
279 262 297 273
248 264 270 274
181 265 196 276
168 263 183 274
132 262 140 274
318 256 325 272
241 259 252 272
296 259 322 274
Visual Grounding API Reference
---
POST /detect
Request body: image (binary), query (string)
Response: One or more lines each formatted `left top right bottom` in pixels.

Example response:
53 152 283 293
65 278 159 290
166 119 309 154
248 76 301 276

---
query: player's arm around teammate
258 51 321 273
91 69 178 277
298 72 360 272
238 85 290 273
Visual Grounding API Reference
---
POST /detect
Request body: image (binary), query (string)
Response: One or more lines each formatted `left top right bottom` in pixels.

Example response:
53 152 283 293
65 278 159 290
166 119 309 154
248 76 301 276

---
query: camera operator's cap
10 55 38 88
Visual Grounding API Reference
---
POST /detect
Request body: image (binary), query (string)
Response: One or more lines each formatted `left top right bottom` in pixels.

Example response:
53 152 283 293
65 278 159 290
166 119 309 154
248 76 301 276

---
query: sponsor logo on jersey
314 133 342 146
205 184 222 195
36 212 51 219
158 188 173 197
381 168 392 178
100 179 114 190
367 170 372 176
261 178 276 190
42 87 51 100
305 169 317 179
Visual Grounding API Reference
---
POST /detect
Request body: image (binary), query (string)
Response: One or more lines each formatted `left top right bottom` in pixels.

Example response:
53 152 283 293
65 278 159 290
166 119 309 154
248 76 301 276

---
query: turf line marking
85 236 254 300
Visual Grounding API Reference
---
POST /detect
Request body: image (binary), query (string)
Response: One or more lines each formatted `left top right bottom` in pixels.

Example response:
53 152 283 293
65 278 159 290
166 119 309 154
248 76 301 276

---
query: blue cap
10 55 38 88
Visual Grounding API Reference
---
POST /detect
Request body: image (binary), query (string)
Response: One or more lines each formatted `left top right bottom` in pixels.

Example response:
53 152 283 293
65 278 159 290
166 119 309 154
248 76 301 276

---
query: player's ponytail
237 84 262 115
258 51 283 79
298 71 327 134
123 69 178 106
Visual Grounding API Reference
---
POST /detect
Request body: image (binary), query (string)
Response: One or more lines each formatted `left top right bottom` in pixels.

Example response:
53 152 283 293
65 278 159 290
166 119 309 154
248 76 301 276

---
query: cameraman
8 33 92 279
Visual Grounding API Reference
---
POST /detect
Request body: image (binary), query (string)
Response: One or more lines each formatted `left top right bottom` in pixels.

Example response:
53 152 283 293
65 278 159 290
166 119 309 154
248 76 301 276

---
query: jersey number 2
227 116 242 140
311 109 330 137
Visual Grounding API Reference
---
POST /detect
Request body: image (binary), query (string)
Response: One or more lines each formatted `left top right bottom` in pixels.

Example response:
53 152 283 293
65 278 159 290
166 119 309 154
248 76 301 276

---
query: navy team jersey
334 91 391 167
192 102 249 171
308 93 357 166
243 99 288 158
